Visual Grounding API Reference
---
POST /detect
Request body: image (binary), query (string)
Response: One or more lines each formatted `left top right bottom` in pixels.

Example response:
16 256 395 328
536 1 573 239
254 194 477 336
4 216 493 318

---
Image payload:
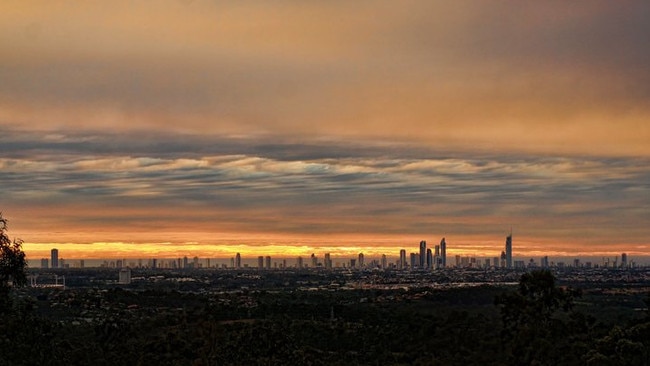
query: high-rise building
51 248 59 269
440 237 447 268
419 241 427 268
235 253 241 269
324 253 332 269
505 234 513 268
381 254 387 269
410 253 418 269
399 249 406 270
193 256 199 268
426 248 433 269
358 253 365 268
183 256 189 269
296 256 303 268
621 253 628 268
265 256 272 269
258 256 264 269
541 256 549 268
311 253 318 268
40 258 49 269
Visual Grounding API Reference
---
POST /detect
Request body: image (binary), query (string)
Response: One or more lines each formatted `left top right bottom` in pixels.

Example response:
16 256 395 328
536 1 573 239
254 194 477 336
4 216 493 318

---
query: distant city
39 235 639 270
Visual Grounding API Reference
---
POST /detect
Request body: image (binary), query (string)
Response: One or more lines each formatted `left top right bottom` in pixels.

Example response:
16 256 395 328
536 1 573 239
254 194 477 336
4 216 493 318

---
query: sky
1 1 649 261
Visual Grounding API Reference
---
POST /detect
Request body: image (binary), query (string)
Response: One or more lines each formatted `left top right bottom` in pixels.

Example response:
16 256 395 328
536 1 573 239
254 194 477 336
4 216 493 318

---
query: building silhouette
419 240 427 268
440 237 447 268
311 253 318 268
51 248 59 269
399 249 406 270
505 234 513 268
541 256 549 268
235 253 241 269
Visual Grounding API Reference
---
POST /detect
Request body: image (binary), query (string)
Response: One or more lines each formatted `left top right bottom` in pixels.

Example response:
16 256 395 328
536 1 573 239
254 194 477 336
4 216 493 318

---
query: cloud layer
2 128 648 257
1 1 649 155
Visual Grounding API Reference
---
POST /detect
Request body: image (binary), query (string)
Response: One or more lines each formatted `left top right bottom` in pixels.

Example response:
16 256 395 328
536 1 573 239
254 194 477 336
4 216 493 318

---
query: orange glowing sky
1 1 649 261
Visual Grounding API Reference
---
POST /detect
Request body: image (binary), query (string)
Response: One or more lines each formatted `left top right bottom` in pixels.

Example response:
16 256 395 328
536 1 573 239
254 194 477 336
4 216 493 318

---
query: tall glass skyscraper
51 248 59 269
399 249 406 270
419 240 427 268
440 237 447 268
505 234 513 268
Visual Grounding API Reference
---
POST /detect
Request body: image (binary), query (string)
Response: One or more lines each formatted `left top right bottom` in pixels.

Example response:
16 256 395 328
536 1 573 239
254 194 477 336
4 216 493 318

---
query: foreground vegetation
1 274 649 365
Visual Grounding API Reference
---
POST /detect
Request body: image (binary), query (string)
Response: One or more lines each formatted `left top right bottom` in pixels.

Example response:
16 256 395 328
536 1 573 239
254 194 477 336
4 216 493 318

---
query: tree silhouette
496 270 582 365
0 213 28 298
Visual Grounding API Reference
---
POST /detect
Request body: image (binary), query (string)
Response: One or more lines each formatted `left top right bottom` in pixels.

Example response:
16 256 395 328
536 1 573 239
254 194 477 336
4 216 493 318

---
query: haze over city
1 1 649 261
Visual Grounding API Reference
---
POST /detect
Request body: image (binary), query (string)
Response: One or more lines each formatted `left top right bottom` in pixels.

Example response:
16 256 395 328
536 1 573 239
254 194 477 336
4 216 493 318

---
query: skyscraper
235 253 241 269
410 253 418 270
621 253 628 268
399 249 406 270
51 248 59 269
440 237 447 268
358 253 365 268
381 254 387 269
426 248 433 269
265 256 272 269
541 256 549 268
311 253 318 268
324 253 332 269
258 256 264 269
419 240 426 268
505 234 513 269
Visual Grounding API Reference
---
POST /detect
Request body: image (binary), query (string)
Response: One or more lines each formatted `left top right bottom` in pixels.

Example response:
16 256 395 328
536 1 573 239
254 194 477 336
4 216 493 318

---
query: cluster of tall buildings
397 238 448 270
40 248 75 269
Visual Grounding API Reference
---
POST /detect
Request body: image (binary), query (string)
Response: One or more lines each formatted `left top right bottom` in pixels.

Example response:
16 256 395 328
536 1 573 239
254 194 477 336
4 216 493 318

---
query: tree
496 270 582 365
0 213 28 296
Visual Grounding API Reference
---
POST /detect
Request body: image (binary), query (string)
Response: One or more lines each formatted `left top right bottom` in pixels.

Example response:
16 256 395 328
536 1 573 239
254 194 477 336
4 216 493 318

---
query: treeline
1 271 649 365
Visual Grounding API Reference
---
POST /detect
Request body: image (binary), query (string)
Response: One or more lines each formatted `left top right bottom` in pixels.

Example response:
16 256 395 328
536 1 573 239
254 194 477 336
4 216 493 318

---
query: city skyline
35 234 644 269
2 1 649 260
